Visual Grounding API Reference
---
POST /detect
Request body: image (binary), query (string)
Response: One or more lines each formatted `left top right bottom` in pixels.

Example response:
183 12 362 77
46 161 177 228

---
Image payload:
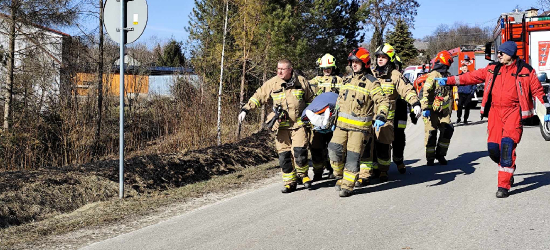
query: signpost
104 0 148 199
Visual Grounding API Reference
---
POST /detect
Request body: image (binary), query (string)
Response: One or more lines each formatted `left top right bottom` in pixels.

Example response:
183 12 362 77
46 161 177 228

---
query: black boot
281 183 297 193
397 163 406 174
496 187 509 198
313 170 324 182
436 155 448 165
355 178 370 187
379 171 389 182
427 159 435 166
510 176 514 187
339 188 353 197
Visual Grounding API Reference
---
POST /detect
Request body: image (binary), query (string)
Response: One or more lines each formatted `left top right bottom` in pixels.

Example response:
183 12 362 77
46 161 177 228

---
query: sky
66 0 545 46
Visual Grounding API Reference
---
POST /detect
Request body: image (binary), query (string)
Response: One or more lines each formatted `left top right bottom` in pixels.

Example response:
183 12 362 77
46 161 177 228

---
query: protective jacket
309 75 343 95
374 68 420 120
335 71 390 131
421 71 453 115
243 72 315 129
447 60 550 119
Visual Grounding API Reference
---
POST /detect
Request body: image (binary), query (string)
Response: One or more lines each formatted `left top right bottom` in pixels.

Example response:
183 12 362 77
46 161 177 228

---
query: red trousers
487 104 523 190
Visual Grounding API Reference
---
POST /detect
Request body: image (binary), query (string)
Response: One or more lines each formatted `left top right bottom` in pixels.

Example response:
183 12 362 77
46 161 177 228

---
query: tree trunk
93 0 105 157
216 0 229 146
3 3 16 132
236 5 247 140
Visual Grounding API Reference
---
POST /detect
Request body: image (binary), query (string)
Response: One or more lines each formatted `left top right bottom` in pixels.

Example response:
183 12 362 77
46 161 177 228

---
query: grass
0 160 280 249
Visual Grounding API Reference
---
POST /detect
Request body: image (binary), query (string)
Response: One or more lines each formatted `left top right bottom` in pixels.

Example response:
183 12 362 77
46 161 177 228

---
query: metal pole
119 0 126 199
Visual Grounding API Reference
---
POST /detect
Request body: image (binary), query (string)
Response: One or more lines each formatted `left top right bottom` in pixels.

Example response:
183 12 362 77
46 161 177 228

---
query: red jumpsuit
447 60 550 190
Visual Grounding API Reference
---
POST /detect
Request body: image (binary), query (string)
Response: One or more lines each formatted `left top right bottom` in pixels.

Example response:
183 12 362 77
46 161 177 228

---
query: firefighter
308 53 343 181
420 50 455 166
359 43 422 185
238 59 315 193
328 47 390 197
436 41 550 198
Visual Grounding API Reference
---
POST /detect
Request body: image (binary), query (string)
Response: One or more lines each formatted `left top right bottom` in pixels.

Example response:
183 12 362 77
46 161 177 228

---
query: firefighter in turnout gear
328 47 390 197
239 59 315 193
359 43 422 185
420 51 455 166
308 53 343 181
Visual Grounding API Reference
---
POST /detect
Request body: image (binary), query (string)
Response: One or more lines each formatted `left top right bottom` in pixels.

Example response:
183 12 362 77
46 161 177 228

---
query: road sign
104 0 148 44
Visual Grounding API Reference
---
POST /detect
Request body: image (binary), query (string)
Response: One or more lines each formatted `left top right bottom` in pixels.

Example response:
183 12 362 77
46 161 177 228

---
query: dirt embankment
0 130 276 229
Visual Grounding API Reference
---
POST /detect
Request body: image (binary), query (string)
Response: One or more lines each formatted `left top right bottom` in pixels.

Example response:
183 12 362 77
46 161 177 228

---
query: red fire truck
485 8 550 140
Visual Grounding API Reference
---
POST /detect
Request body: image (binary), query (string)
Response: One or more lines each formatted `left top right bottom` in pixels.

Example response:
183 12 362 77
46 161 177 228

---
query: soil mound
0 131 276 228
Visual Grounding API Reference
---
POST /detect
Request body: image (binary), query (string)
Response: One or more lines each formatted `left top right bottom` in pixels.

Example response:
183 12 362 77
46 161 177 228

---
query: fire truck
448 45 491 108
485 8 550 140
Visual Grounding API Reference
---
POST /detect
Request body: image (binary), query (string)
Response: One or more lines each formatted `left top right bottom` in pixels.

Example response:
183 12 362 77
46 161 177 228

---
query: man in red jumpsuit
436 41 550 198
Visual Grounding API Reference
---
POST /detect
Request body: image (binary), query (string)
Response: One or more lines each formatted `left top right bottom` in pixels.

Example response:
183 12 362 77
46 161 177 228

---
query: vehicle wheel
540 122 550 141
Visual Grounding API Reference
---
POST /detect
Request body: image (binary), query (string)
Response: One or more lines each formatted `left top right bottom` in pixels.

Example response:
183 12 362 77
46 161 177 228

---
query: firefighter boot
436 155 448 165
298 174 313 190
355 178 370 187
379 171 389 182
397 162 406 174
496 187 509 198
356 163 372 187
335 178 342 191
427 159 435 166
281 183 297 193
339 188 353 197
325 162 334 179
313 169 324 182
339 170 358 197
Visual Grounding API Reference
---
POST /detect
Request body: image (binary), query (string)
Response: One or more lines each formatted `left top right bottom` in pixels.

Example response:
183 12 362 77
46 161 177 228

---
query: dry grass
0 161 279 249
0 130 278 249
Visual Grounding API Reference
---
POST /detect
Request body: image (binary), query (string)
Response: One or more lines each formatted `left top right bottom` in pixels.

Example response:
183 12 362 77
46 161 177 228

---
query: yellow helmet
318 53 337 68
375 43 396 62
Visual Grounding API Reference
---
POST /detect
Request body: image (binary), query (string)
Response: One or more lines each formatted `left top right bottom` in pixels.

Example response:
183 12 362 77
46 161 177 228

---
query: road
82 112 550 250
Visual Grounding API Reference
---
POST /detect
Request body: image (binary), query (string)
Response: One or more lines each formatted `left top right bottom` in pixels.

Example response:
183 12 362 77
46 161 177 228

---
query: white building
0 14 70 108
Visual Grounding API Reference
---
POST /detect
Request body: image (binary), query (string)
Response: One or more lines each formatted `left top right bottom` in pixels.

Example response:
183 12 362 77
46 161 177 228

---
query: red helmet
348 47 371 66
434 51 453 66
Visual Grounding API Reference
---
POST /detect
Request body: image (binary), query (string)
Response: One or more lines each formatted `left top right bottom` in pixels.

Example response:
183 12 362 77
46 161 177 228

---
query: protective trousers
423 111 453 160
392 100 409 165
487 105 522 190
310 131 333 175
328 127 370 191
276 127 309 185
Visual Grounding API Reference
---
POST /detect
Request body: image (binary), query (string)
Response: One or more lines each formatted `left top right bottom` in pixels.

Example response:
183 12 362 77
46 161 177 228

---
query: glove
374 119 385 132
434 77 447 86
238 111 246 123
413 105 422 119
422 110 430 117
545 114 550 122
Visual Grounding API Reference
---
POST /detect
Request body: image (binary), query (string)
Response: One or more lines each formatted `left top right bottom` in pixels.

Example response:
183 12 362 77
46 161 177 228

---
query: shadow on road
349 150 486 195
509 171 550 195
453 120 487 127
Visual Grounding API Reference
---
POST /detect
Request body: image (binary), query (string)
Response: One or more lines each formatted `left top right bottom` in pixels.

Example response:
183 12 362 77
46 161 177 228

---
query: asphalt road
82 112 550 250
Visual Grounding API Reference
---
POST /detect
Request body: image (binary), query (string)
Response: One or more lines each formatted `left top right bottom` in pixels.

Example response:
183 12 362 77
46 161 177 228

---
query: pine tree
385 19 418 64
157 40 185 67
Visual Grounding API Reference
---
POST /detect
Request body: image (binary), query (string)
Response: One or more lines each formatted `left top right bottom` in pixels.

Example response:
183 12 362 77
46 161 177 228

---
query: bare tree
362 0 420 52
0 0 77 132
217 0 228 146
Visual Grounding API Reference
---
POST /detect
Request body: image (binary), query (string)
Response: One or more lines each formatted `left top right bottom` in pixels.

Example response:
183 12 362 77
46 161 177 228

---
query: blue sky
68 0 544 45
